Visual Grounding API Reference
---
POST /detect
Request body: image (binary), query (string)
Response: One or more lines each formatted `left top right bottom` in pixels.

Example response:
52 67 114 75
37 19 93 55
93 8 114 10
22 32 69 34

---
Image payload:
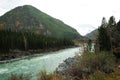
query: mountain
0 5 81 39
85 29 98 40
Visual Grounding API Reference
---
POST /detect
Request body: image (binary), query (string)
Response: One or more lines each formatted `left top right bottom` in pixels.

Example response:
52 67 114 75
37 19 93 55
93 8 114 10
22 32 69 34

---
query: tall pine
98 17 111 51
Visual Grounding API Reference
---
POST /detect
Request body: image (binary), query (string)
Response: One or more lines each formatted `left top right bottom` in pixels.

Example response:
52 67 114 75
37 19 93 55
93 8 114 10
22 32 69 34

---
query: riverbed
0 47 81 80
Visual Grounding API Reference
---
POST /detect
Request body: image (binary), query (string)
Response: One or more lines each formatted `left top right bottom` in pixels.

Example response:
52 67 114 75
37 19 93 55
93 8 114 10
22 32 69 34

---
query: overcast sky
0 0 120 35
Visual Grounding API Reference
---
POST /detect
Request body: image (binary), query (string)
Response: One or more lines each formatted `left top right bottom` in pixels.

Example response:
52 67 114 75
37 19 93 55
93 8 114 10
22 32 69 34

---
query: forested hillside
0 5 82 53
0 30 74 52
0 5 81 39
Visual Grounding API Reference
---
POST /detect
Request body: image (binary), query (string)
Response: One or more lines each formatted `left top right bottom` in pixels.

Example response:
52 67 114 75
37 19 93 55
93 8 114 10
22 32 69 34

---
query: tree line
97 16 120 58
0 29 74 52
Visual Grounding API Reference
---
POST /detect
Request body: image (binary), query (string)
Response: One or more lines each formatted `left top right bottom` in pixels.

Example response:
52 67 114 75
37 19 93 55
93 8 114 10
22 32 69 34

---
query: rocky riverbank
55 50 120 80
56 57 77 75
55 50 82 76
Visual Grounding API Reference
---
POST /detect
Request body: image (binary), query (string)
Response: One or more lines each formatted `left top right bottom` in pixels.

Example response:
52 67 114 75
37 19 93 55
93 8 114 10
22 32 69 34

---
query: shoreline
0 46 78 64
55 50 82 75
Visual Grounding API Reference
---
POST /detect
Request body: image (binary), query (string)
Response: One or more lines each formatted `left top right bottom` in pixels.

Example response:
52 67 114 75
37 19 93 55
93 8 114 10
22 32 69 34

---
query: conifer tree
98 17 111 51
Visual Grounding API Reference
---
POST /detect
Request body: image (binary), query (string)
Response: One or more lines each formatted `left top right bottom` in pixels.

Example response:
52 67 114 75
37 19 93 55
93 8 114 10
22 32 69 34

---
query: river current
0 47 81 80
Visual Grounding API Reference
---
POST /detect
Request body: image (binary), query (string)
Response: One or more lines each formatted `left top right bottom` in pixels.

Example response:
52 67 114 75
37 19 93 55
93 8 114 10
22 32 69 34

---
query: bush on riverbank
67 51 116 79
88 68 120 80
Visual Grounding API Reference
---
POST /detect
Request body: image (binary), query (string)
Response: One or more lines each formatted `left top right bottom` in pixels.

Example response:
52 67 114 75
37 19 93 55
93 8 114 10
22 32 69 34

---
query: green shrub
88 68 120 80
68 51 116 79
89 71 107 80
77 51 116 73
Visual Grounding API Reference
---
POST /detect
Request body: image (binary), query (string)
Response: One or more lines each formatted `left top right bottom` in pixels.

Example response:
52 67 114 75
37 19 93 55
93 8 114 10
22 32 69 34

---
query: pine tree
116 20 120 33
98 17 111 51
107 16 116 52
101 17 107 27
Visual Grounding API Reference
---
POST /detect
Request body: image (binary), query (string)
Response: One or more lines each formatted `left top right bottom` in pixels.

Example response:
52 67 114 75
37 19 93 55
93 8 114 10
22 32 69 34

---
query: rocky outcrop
56 55 80 76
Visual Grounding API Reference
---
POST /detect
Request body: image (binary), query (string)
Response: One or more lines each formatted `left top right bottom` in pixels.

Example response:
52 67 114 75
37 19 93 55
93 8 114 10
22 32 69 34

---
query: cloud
0 0 24 16
76 24 96 35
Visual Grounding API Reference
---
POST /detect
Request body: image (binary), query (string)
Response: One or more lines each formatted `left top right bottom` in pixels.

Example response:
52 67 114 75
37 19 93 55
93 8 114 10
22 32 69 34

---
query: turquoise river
0 47 81 80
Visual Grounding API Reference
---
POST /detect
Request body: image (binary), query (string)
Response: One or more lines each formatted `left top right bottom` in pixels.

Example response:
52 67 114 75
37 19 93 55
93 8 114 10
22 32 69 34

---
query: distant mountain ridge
85 29 98 40
0 5 81 39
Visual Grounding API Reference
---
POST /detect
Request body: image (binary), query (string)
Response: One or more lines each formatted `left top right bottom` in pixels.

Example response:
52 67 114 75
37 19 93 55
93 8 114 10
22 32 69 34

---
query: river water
0 47 81 80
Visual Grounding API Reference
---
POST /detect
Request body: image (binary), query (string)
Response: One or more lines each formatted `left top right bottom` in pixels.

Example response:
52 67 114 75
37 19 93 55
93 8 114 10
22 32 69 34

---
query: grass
37 70 63 80
9 71 63 80
37 70 54 80
8 74 31 80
